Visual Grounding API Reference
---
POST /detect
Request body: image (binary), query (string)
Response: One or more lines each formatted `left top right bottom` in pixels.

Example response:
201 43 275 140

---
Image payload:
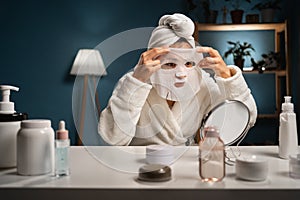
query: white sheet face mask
150 48 203 101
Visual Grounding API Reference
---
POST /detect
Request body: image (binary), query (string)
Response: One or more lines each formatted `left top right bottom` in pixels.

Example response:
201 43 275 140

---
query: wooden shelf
242 70 286 76
197 22 286 33
258 114 278 119
195 21 290 118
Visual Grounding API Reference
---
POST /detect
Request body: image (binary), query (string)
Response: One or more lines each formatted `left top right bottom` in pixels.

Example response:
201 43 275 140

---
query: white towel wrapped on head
148 13 195 48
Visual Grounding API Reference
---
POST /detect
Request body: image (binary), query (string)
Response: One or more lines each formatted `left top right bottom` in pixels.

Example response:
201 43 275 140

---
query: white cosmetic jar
17 119 54 176
235 155 268 181
289 154 300 179
146 145 174 165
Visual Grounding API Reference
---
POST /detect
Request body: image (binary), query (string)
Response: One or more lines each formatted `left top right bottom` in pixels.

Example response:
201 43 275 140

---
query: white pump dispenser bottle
279 96 298 159
0 85 27 168
0 85 19 114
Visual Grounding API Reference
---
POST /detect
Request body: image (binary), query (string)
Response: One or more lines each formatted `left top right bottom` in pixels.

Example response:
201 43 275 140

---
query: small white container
146 145 174 165
289 154 300 179
17 119 54 176
236 155 268 181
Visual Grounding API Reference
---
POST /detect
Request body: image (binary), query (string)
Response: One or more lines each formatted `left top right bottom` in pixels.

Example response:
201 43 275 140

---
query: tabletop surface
1 145 300 190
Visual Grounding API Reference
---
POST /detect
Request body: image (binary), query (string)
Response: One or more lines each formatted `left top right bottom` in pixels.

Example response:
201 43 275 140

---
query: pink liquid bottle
199 126 225 182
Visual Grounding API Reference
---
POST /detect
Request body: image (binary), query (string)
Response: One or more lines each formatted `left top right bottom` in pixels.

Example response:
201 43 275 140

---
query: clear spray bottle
55 120 70 176
279 96 298 159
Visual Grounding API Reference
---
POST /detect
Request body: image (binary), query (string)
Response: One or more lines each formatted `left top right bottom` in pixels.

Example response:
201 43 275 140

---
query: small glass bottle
55 120 70 176
199 126 225 182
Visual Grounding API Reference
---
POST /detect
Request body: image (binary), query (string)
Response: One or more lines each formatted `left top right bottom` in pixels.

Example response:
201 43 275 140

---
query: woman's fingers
199 57 218 66
133 48 169 82
141 48 169 64
197 46 221 58
197 46 225 68
197 46 231 78
143 59 161 66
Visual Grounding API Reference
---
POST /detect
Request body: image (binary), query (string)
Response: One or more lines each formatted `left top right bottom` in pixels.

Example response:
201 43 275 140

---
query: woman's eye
161 63 177 69
185 61 195 68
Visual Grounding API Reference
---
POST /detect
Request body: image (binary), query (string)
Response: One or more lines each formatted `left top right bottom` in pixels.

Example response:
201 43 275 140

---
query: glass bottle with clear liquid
199 126 225 182
55 120 70 176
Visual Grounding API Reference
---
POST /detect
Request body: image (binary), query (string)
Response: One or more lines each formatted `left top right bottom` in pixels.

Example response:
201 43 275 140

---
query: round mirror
200 100 250 145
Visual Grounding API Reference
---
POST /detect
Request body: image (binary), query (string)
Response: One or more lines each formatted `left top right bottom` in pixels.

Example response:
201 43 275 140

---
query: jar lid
236 155 268 164
0 112 28 122
146 145 175 165
21 119 51 128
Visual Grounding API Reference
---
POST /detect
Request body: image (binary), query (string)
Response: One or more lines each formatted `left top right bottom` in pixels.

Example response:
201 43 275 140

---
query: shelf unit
194 21 289 118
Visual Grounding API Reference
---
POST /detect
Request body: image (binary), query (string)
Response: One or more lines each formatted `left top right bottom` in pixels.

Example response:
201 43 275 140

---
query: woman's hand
133 48 170 82
197 46 233 78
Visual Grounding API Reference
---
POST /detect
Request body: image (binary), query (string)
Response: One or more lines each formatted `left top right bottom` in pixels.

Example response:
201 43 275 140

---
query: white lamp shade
70 49 107 76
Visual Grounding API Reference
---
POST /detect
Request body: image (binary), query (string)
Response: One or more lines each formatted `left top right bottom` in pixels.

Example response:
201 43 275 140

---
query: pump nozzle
284 96 291 104
0 85 19 114
282 96 294 112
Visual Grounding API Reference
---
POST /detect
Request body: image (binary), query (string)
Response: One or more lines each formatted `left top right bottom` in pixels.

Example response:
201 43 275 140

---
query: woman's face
150 46 203 101
161 41 195 71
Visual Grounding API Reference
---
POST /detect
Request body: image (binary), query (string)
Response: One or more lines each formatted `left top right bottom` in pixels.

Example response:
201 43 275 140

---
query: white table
1 146 300 200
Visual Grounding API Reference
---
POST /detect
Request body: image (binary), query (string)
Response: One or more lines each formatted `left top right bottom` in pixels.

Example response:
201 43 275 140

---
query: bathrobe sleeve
213 65 257 127
98 72 152 145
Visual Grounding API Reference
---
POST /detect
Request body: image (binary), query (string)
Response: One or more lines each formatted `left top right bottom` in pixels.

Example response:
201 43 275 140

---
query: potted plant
225 0 252 23
262 51 281 69
245 13 259 23
252 0 281 22
186 0 218 23
250 51 281 73
201 0 218 23
224 41 255 70
250 58 266 73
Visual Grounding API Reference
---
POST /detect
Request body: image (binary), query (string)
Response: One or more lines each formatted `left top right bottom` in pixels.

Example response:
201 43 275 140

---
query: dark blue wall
0 0 298 145
0 0 186 144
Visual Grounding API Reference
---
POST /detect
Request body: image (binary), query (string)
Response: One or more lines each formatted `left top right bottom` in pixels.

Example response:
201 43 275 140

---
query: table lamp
70 49 107 145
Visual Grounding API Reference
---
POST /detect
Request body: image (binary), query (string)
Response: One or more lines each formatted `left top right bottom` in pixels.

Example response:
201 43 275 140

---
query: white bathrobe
98 65 257 146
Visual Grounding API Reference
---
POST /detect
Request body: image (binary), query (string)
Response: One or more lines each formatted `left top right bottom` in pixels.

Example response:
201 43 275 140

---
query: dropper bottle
55 120 70 176
279 96 298 159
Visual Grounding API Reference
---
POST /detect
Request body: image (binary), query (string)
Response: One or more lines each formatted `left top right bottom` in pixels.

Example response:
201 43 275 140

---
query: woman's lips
174 77 186 87
174 82 185 87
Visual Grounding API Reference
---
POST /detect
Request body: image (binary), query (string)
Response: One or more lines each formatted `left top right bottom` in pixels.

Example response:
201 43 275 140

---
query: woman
98 13 257 146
